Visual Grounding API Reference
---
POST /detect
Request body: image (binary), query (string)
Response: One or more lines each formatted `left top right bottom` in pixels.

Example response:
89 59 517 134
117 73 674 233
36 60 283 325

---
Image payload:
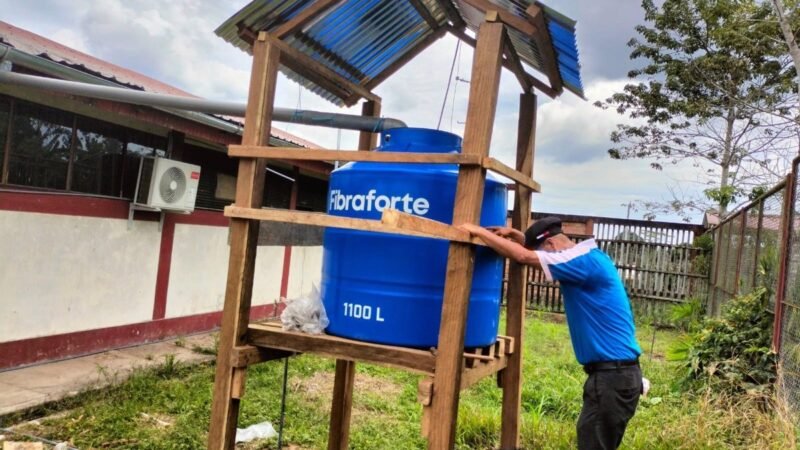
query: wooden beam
264 34 381 105
272 0 339 39
446 26 558 98
230 345 293 368
380 209 482 245
228 145 483 165
248 322 437 374
208 32 280 450
224 206 487 246
358 100 381 151
428 19 505 450
364 27 448 91
408 0 440 28
461 0 537 36
526 4 563 94
435 0 466 28
328 359 356 450
501 27 533 92
460 357 508 390
500 92 537 450
482 157 541 192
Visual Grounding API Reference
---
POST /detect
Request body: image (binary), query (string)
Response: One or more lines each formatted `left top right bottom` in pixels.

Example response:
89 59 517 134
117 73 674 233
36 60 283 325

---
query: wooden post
357 100 381 151
328 359 357 449
207 32 280 450
427 18 505 450
500 93 536 450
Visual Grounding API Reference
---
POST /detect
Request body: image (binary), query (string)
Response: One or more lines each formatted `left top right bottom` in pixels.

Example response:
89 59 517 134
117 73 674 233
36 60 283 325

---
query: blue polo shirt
536 239 641 365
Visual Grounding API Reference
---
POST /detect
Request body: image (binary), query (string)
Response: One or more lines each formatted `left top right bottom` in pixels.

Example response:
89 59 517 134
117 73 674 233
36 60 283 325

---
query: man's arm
459 224 541 267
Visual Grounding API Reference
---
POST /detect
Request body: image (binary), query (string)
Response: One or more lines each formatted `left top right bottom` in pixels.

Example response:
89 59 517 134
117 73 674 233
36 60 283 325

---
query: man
460 216 642 450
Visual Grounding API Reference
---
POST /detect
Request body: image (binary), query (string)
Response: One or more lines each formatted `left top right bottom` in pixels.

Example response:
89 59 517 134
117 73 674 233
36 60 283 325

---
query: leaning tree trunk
772 0 800 122
719 107 736 217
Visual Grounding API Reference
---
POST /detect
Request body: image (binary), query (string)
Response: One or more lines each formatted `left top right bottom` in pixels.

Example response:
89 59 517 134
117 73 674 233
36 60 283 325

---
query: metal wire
277 357 290 449
437 39 461 130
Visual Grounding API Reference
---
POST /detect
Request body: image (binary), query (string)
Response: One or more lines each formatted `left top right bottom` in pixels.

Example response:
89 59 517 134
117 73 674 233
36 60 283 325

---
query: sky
0 0 711 222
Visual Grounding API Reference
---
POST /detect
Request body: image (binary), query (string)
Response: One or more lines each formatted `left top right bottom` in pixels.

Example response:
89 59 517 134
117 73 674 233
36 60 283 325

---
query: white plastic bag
235 421 277 443
281 284 329 334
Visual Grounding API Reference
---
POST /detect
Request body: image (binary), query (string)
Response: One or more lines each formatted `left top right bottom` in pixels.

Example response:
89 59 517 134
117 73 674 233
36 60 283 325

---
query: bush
675 287 776 394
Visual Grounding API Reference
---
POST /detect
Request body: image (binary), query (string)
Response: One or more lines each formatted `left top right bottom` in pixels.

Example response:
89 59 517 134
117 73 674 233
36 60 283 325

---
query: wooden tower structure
208 1 579 448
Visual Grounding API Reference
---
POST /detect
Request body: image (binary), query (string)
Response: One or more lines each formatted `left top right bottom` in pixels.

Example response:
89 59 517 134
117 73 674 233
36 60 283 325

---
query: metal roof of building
216 0 584 105
0 21 318 149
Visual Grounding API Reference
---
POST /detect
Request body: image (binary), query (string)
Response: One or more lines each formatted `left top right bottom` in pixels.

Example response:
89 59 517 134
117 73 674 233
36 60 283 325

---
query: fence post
773 169 796 353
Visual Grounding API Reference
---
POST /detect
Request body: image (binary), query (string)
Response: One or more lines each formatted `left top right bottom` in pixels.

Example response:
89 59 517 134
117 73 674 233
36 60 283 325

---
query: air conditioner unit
135 157 200 213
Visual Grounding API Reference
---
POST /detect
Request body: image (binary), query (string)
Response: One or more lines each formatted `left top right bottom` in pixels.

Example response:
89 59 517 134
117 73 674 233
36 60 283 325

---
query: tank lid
378 128 462 153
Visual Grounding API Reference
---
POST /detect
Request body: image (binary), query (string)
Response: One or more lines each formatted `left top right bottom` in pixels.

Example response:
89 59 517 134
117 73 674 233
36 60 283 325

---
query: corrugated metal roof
0 21 319 149
216 0 584 104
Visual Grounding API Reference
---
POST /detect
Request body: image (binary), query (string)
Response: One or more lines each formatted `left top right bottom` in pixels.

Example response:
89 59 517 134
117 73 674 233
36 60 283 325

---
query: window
71 116 125 196
121 129 168 199
0 98 9 179
8 102 73 189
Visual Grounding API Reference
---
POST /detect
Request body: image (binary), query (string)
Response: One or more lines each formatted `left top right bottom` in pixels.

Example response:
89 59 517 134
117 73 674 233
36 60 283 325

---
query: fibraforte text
329 189 430 215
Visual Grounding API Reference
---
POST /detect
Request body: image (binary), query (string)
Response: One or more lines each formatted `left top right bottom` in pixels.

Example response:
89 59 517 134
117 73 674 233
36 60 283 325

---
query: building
0 21 330 370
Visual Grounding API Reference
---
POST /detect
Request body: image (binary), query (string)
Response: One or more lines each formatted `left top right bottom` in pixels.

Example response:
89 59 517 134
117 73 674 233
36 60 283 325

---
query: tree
596 0 797 219
771 0 800 112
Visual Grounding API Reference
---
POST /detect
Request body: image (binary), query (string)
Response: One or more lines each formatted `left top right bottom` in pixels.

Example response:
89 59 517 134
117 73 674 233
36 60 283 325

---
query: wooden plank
248 322 438 374
526 5 563 94
272 0 340 39
446 25 558 99
358 100 381 151
435 0 466 28
501 27 533 92
418 378 434 406
461 0 537 36
208 32 280 450
380 209 485 245
229 345 294 368
482 157 541 192
461 356 508 390
500 92 536 450
408 0 440 28
264 34 381 105
225 206 488 245
228 145 483 165
328 359 356 450
428 19 505 450
364 27 448 91
230 368 247 400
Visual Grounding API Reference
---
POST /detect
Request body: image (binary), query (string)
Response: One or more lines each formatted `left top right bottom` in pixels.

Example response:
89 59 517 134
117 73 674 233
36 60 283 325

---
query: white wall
166 223 286 318
0 210 324 343
0 211 160 342
286 246 323 299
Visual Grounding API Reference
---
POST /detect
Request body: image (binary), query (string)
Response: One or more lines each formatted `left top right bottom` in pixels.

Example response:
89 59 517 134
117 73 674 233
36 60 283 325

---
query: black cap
524 216 563 249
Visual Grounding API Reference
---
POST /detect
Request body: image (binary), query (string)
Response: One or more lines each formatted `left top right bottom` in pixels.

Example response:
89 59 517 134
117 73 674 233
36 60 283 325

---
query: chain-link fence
707 156 800 416
708 182 787 316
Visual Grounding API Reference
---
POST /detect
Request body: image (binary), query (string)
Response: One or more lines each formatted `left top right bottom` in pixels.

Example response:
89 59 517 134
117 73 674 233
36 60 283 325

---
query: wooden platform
246 321 514 380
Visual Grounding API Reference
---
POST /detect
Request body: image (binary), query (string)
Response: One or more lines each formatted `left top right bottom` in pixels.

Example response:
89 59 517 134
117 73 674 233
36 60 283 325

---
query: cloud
0 0 713 223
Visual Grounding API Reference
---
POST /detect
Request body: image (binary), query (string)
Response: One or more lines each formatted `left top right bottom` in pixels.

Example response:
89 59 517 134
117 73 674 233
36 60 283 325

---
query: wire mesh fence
706 157 800 418
708 182 787 316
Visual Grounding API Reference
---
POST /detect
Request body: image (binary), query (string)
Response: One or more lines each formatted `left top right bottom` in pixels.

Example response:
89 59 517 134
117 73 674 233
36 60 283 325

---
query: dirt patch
290 371 403 418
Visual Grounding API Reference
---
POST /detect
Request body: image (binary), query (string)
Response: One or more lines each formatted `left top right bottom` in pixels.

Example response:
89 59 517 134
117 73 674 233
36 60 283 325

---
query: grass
1 313 796 449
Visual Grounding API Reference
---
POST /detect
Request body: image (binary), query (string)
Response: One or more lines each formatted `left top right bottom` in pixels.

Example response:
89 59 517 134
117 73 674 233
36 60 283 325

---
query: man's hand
486 226 525 246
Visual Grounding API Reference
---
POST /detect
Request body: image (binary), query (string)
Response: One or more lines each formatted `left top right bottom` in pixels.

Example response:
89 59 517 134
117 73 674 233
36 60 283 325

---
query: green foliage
691 233 715 275
679 287 777 394
669 297 707 332
704 185 741 211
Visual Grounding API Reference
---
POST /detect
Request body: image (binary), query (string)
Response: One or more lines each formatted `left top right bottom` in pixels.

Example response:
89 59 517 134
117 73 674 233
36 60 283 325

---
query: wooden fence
522 213 709 318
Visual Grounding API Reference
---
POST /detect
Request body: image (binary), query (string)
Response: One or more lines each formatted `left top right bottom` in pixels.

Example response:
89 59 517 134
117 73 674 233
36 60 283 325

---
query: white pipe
0 70 406 131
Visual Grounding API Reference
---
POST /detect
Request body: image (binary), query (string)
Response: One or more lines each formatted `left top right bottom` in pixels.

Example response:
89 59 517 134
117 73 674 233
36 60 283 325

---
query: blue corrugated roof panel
215 0 584 104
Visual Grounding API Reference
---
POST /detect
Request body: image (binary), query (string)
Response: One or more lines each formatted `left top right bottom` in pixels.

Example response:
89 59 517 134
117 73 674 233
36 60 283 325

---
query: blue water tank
320 128 507 348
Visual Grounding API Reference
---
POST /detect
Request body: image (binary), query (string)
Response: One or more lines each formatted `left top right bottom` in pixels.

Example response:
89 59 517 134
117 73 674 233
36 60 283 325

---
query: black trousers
577 365 642 450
